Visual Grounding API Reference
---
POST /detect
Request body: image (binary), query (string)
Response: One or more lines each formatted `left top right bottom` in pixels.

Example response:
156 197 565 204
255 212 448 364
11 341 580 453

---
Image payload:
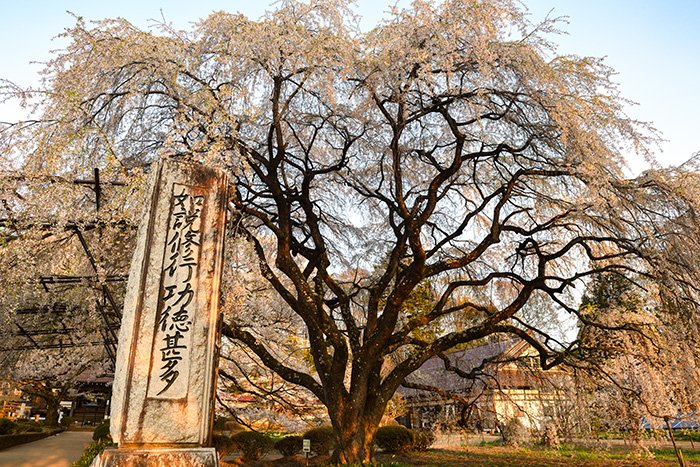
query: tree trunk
45 400 61 427
331 419 377 464
329 398 386 465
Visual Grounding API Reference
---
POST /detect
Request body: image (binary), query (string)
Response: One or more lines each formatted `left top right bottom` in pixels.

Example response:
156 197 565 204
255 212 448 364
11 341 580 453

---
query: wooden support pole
94 168 101 212
665 416 686 467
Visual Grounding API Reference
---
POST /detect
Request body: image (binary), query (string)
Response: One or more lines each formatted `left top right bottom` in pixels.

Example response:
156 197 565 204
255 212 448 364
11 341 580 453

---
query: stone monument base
90 446 219 467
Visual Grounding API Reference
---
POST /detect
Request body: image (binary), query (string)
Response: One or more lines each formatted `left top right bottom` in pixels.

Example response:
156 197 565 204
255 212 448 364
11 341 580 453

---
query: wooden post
665 416 686 467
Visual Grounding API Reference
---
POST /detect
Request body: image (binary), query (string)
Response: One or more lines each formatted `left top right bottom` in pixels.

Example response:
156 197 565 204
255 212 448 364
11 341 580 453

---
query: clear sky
1 0 698 173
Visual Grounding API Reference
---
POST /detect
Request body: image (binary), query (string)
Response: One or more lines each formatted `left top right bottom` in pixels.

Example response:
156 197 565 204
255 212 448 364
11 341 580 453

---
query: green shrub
61 416 75 428
303 426 336 456
213 416 229 431
275 435 303 457
225 420 245 432
0 418 18 435
211 433 233 448
15 422 42 433
70 437 113 467
92 420 111 441
411 429 435 451
230 431 274 461
211 433 235 459
374 425 415 454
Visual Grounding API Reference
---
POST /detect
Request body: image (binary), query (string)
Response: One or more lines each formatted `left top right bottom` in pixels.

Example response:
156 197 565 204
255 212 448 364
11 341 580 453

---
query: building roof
398 338 549 398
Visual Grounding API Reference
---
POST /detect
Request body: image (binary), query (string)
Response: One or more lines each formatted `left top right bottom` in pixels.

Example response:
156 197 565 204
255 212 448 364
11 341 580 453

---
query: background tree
1 344 108 426
216 236 326 432
574 254 700 441
2 0 700 463
0 165 135 423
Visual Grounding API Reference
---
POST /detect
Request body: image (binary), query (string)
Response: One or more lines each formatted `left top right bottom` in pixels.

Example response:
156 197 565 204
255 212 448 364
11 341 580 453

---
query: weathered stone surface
91 447 219 467
109 159 228 447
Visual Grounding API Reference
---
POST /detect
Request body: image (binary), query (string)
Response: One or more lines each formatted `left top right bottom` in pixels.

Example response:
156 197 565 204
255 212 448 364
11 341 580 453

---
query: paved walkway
0 431 93 467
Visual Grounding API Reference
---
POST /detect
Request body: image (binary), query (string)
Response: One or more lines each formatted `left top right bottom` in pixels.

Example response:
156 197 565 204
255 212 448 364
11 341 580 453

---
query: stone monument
92 159 228 466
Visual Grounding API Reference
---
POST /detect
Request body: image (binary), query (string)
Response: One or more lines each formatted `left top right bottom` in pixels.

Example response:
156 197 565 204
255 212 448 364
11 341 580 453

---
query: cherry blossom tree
0 268 115 426
0 172 134 424
216 236 325 432
575 237 700 438
2 344 108 426
2 0 700 462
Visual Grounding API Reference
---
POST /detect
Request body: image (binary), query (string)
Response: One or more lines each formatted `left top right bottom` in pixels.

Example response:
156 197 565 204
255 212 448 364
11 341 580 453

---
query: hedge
211 433 236 460
374 425 415 454
0 419 17 436
230 431 274 461
302 426 335 456
412 429 435 451
92 420 110 442
0 429 64 451
275 435 303 457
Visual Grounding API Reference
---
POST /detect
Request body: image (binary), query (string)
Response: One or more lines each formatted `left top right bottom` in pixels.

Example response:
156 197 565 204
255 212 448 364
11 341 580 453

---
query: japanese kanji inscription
107 159 228 453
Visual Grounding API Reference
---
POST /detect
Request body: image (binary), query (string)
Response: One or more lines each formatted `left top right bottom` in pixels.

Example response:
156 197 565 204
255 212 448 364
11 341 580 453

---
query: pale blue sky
1 0 698 172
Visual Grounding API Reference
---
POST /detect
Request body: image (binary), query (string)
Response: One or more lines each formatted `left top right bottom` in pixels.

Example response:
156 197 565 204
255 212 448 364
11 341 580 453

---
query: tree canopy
2 0 699 463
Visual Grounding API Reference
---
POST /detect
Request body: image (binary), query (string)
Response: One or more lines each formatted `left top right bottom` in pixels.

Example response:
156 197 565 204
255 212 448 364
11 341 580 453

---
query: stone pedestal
94 159 228 466
92 447 219 467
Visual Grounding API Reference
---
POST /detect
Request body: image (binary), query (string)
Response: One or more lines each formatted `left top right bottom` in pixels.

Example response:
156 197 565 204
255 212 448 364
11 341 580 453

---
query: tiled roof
399 338 536 397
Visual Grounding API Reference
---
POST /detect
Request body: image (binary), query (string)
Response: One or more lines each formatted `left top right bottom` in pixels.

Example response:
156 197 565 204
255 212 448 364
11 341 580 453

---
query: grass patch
676 431 700 442
264 431 289 442
320 463 410 467
376 445 700 466
538 444 630 461
651 448 700 462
